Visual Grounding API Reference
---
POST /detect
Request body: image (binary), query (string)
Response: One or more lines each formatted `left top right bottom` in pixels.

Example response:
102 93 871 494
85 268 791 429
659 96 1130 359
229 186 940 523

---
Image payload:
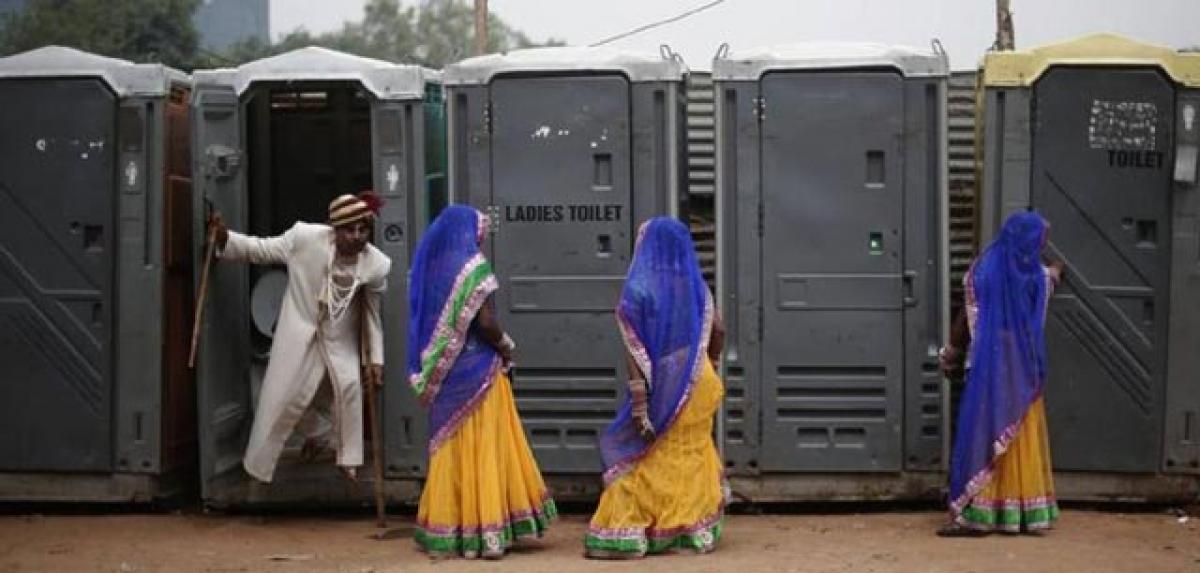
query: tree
0 0 200 69
223 0 563 68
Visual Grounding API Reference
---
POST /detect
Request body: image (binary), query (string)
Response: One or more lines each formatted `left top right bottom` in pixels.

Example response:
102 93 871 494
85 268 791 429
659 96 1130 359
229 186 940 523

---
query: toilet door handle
902 270 918 307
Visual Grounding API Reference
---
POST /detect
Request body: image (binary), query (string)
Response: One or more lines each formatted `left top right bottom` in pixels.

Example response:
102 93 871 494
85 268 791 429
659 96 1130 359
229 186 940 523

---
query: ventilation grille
774 365 888 449
686 72 716 288
949 71 980 318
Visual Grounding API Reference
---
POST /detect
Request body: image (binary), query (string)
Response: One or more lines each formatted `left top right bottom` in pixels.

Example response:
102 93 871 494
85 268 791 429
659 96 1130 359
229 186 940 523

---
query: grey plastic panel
629 82 686 227
1031 67 1173 472
192 83 253 494
716 81 764 475
758 71 906 472
375 99 425 478
486 75 633 473
979 88 1033 242
901 79 947 471
0 78 115 472
114 97 167 474
1164 89 1200 474
448 85 492 210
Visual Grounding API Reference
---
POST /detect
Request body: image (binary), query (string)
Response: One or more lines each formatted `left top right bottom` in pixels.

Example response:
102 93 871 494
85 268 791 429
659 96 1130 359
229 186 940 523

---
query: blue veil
407 205 501 453
949 211 1050 514
599 217 714 484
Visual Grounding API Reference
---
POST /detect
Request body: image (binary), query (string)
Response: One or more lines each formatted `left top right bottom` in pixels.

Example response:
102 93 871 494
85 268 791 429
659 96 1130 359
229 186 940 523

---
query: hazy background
270 0 1197 70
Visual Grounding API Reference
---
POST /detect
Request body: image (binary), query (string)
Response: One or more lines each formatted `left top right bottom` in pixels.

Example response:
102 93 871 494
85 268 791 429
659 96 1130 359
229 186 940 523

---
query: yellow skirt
415 372 556 558
958 397 1059 532
585 359 725 557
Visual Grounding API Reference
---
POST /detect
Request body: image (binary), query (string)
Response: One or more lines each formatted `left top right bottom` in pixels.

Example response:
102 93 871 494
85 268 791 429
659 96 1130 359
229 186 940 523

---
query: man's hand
363 364 383 388
207 210 229 250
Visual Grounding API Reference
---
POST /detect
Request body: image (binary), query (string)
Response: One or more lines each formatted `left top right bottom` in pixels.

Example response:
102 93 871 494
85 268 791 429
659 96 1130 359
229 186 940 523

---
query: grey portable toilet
713 43 949 498
190 47 441 505
978 34 1200 498
0 47 195 501
441 47 688 481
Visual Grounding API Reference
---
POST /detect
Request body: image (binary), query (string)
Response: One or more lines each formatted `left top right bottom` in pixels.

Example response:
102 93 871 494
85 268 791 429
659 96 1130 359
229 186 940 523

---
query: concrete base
0 472 187 503
723 471 1200 504
728 473 946 503
203 458 422 510
1053 471 1200 503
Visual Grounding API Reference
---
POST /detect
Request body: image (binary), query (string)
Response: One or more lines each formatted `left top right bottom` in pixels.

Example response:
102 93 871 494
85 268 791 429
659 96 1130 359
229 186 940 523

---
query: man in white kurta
213 193 392 483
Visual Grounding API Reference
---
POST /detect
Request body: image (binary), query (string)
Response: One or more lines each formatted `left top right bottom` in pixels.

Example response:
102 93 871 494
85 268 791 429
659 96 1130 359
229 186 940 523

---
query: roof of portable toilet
981 33 1200 88
191 46 438 100
443 46 687 85
0 45 188 97
712 42 948 80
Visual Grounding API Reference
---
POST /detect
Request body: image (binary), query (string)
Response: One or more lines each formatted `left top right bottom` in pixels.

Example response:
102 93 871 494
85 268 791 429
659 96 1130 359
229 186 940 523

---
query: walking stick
188 224 218 369
360 294 387 528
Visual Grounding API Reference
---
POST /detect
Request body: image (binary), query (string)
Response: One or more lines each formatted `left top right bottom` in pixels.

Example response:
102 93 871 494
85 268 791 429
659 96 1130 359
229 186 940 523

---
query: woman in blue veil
939 211 1064 535
407 205 556 558
585 217 727 558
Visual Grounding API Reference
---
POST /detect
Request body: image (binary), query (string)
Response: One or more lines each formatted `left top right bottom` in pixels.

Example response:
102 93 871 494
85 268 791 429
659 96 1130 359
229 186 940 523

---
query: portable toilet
0 47 195 501
712 43 949 499
440 47 688 484
190 47 442 505
978 34 1200 499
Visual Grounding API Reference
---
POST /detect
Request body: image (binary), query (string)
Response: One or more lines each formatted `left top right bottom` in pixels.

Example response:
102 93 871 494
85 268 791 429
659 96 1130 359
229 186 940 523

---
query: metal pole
474 0 489 56
995 0 1015 51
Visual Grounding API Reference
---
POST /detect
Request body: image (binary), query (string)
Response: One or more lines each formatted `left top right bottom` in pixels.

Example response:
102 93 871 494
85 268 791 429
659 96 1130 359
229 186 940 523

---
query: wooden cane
360 293 387 528
188 225 218 369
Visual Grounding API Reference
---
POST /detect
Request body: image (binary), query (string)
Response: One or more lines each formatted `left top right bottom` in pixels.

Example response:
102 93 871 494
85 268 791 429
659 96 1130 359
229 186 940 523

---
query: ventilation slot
778 408 887 421
777 387 884 398
833 427 867 447
777 365 886 379
512 389 616 400
519 410 615 421
530 429 560 446
518 367 616 381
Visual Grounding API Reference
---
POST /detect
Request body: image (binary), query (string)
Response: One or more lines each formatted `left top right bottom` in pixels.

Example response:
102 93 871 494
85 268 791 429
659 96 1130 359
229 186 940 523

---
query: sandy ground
0 508 1198 573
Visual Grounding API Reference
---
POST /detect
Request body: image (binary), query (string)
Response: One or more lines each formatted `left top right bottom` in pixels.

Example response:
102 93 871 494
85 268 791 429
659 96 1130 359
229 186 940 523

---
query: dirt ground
1 508 1198 573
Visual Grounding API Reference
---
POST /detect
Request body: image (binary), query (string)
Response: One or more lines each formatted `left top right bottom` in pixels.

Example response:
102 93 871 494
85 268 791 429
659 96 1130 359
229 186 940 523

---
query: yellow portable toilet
977 34 1200 500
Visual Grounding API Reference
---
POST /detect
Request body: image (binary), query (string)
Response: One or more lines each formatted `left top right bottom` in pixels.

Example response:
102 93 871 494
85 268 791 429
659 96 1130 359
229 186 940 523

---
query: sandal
936 522 988 537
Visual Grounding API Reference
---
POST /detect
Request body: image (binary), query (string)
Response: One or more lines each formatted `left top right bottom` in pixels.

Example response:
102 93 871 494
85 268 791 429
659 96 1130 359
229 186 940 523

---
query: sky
269 0 1198 71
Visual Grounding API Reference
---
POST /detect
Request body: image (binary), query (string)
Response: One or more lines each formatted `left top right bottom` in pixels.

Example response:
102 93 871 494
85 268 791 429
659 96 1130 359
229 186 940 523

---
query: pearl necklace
324 256 360 326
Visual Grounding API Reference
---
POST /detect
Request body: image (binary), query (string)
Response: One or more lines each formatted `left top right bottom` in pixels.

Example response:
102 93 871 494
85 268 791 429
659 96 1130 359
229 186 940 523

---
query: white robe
219 222 391 483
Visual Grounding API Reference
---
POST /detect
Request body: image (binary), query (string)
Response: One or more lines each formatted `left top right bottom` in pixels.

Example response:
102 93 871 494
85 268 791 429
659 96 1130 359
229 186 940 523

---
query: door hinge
756 200 764 237
483 103 493 134
485 205 500 234
756 305 765 340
